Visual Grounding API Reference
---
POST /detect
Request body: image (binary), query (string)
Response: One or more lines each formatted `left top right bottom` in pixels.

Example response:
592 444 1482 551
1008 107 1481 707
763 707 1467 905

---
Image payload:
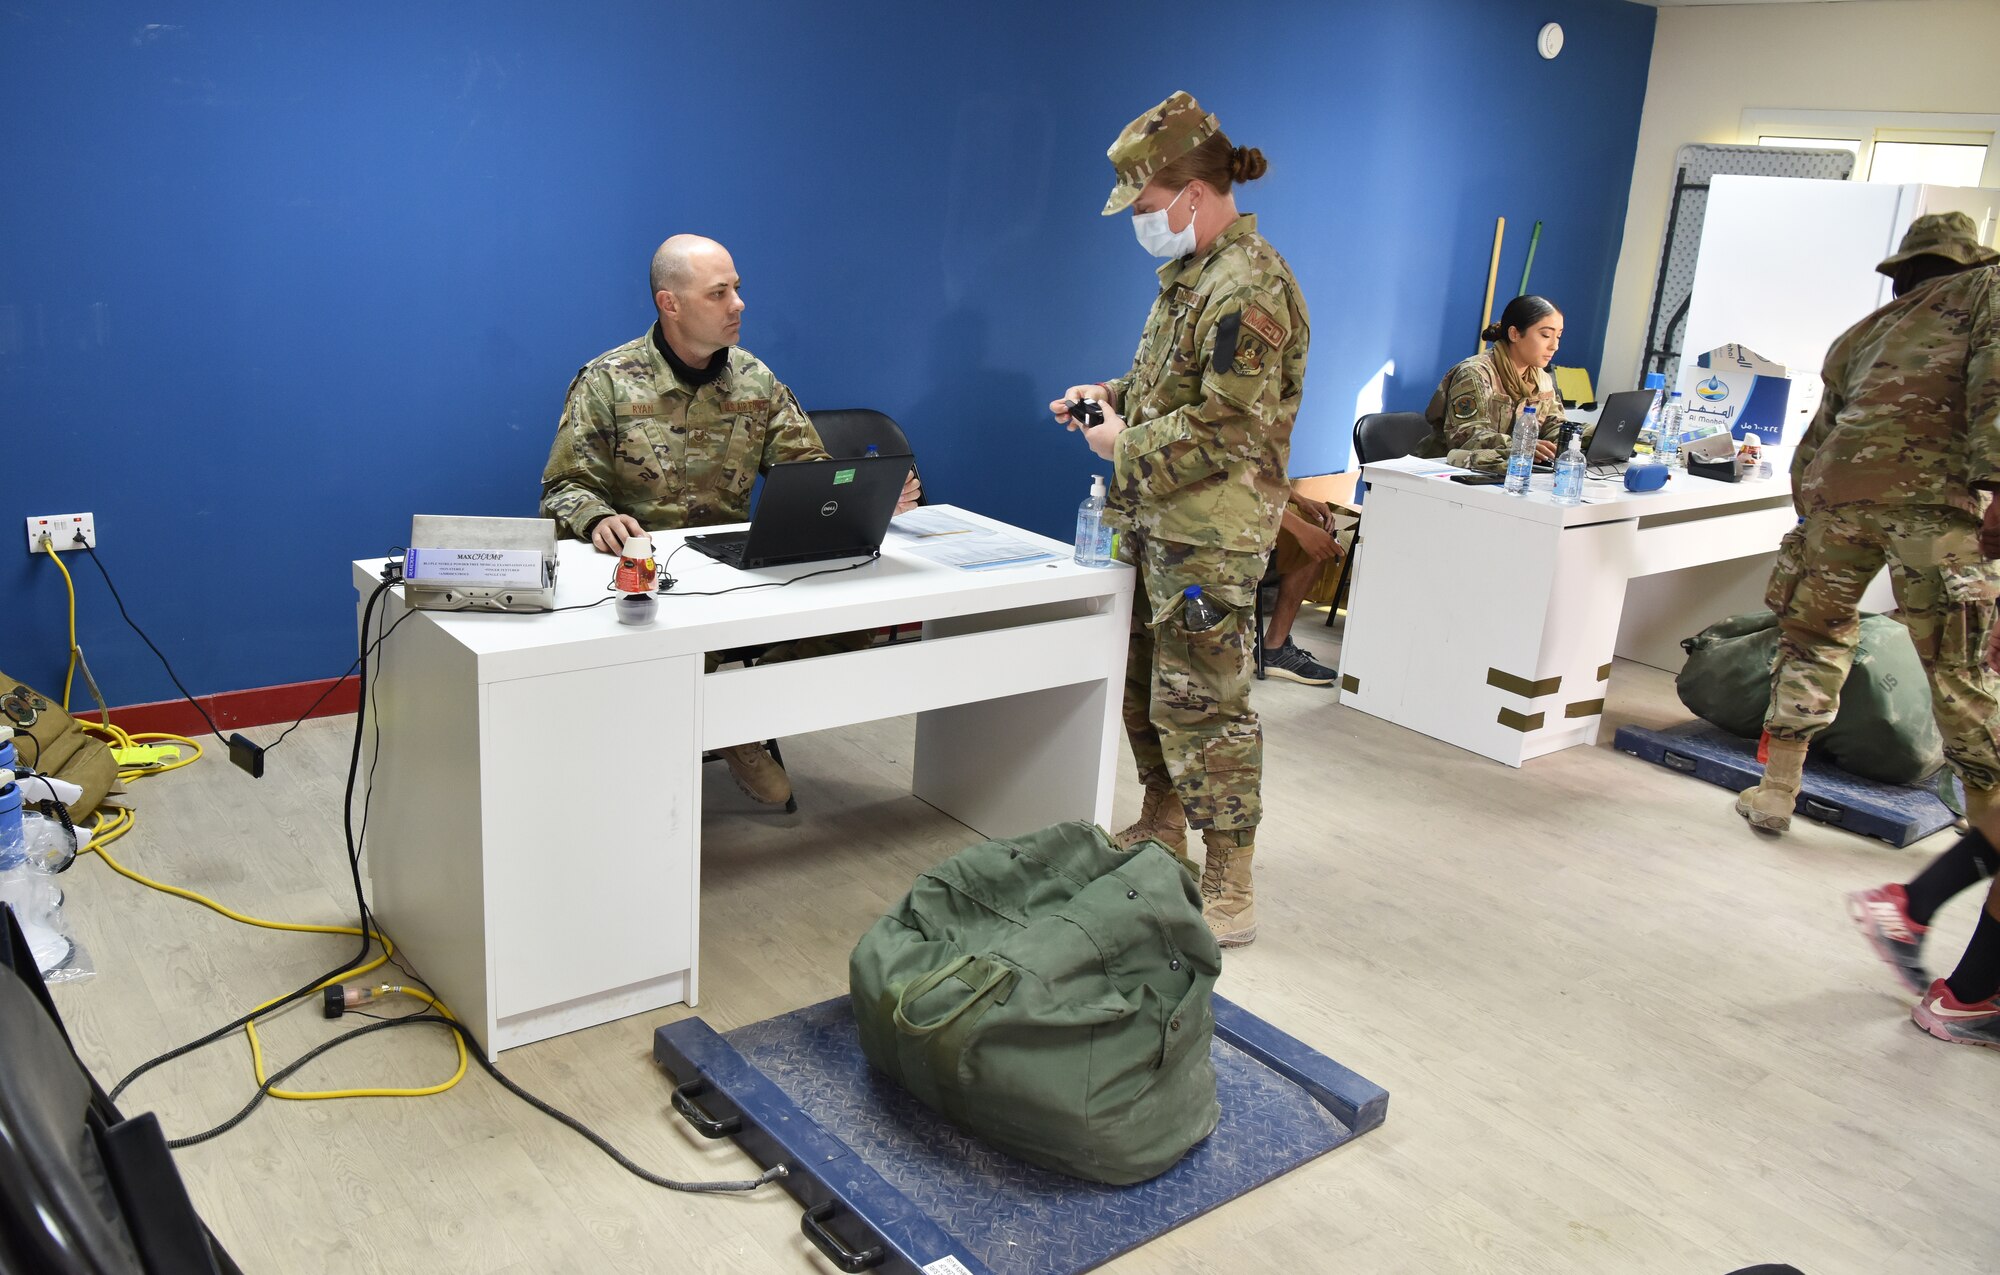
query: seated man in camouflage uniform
1740 212 2000 836
540 234 919 804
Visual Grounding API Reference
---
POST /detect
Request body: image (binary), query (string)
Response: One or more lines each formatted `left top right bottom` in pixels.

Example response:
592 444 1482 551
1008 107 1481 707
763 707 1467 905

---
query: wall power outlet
26 513 97 554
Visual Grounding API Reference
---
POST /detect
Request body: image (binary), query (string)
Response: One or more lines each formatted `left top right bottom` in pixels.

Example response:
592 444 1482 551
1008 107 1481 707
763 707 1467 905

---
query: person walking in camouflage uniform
1413 295 1569 472
1048 92 1309 947
1740 212 2000 836
541 234 919 803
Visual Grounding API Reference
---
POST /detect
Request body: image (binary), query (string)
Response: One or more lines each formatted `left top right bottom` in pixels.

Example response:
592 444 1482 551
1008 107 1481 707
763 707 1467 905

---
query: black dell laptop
684 454 911 570
1584 389 1654 465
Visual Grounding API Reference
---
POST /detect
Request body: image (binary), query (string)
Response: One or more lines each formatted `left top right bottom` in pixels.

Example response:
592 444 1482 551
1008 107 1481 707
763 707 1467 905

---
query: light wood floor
46 623 1999 1274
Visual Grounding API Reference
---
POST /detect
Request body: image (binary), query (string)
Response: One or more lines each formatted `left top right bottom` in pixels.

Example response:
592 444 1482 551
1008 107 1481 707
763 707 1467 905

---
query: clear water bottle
1640 372 1666 452
1552 427 1587 505
1504 404 1539 495
1073 475 1113 567
1181 585 1226 632
1660 392 1686 466
0 770 25 874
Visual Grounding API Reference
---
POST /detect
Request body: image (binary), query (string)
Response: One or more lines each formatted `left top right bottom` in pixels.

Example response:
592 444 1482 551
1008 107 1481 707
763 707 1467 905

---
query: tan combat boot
1736 738 1809 832
721 742 792 805
1115 781 1187 856
1200 829 1257 947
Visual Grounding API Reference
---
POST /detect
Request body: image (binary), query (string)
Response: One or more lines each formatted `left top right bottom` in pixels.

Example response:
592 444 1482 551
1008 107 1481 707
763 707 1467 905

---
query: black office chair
805 408 914 463
1321 411 1434 629
1 904 242 1274
1352 411 1433 468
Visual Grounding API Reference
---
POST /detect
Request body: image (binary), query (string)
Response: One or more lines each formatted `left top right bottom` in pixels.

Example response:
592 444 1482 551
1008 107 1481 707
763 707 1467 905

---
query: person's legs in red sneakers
1851 825 2000 993
1912 872 2000 1049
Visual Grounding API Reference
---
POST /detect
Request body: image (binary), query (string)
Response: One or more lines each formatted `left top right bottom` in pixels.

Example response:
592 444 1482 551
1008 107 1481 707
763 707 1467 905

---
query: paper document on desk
1368 455 1477 478
889 504 1059 569
888 506 990 538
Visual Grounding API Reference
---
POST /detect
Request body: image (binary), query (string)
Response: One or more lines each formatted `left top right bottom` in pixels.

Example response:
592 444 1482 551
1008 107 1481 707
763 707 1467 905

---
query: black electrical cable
99 558 811 1193
661 552 881 598
82 546 229 746
111 578 401 1101
86 543 413 759
163 1013 786 1194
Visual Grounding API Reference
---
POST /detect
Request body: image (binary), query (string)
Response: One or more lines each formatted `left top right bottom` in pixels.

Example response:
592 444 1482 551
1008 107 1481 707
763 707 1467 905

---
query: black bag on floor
1677 611 1944 785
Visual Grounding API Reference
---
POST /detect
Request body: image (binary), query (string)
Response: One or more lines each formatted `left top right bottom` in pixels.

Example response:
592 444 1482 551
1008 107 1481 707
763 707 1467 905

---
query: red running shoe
1846 884 1929 994
1911 979 2000 1050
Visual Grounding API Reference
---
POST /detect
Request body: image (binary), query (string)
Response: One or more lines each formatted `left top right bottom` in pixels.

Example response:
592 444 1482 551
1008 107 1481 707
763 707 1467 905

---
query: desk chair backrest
0 905 231 1274
807 409 913 460
1351 412 1432 466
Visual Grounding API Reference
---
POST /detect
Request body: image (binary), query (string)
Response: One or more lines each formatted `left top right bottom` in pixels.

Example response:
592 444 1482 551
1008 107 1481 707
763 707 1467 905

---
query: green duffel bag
1677 610 1945 785
849 821 1221 1185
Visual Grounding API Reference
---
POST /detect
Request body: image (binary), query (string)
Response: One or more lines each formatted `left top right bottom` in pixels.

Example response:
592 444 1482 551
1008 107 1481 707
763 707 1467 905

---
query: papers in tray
887 505 1060 570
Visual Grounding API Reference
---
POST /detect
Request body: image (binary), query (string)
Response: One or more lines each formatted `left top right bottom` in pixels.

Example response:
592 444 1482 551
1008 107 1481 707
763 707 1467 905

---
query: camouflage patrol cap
1101 91 1220 216
1876 210 2000 276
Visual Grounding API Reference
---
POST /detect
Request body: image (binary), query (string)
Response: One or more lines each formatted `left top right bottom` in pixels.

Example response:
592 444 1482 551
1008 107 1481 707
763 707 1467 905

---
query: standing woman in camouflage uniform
1412 295 1568 472
1048 92 1309 947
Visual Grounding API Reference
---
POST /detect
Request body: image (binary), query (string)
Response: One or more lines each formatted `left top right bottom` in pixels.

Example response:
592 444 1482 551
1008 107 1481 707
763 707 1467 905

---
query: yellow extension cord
40 533 467 1104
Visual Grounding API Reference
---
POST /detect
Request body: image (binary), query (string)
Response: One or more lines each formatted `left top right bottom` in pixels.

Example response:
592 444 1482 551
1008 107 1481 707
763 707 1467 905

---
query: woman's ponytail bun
1229 146 1268 183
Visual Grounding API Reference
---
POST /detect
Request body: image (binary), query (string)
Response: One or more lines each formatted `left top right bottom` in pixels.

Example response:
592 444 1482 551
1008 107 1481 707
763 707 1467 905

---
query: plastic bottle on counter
1073 475 1113 567
1552 428 1587 505
1505 404 1539 495
1659 392 1686 467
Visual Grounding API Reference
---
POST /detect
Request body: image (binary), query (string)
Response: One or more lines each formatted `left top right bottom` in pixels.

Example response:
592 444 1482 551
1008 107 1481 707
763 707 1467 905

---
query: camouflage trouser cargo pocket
1938 563 2000 672
1765 524 1807 615
1199 731 1260 777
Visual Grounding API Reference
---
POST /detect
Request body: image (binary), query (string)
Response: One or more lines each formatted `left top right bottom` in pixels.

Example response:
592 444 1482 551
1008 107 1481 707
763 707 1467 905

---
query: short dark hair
1481 295 1561 345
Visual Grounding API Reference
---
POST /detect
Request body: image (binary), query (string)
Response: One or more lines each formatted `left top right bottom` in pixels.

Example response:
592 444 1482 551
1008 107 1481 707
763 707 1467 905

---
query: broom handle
1479 217 1505 353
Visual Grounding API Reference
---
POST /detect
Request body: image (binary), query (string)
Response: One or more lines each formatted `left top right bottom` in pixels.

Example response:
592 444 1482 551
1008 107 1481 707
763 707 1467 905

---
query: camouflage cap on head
1101 91 1220 216
1876 210 2000 276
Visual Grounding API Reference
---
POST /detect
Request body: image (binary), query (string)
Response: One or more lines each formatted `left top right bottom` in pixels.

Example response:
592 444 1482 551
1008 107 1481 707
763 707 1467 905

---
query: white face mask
1131 185 1196 259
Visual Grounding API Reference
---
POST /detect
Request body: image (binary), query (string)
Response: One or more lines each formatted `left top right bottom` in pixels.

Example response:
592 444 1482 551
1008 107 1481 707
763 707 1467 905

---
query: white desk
1336 460 1796 766
350 507 1132 1056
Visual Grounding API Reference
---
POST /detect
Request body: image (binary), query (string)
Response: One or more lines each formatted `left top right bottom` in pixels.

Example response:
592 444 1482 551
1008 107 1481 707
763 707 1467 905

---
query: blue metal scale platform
654 995 1387 1275
1615 720 1958 848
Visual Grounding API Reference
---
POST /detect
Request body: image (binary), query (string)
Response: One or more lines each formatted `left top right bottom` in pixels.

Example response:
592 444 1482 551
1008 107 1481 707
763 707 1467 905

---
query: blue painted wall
0 0 1654 707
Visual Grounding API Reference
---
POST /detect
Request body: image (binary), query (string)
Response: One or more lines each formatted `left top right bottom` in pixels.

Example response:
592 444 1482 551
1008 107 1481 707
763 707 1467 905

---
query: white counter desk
1336 459 1796 766
349 507 1132 1056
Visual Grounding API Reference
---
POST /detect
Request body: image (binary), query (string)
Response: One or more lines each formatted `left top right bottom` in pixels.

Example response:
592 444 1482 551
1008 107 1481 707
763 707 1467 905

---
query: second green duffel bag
849 820 1221 1185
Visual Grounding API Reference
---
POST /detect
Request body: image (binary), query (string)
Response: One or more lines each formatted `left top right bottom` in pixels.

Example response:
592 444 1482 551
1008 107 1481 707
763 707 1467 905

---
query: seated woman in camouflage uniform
1413 295 1568 472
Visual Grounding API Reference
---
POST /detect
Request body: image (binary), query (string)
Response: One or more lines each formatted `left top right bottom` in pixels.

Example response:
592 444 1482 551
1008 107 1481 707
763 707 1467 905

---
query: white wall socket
26 513 97 553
